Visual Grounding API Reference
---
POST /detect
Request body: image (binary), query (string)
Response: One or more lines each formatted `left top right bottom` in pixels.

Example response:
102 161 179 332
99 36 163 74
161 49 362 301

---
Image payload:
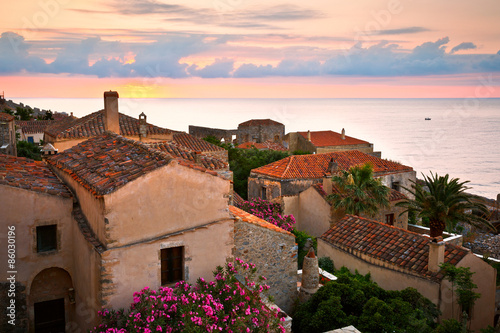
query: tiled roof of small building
251 150 413 180
146 141 227 170
232 191 245 206
0 154 71 197
238 119 283 127
320 215 469 281
16 120 54 134
0 112 15 122
172 132 225 152
229 205 292 236
44 110 170 139
237 141 288 151
299 130 369 147
312 183 407 203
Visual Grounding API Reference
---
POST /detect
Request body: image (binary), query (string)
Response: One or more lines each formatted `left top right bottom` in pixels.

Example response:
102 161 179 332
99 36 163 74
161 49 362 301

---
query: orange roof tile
172 132 225 152
0 154 71 197
0 112 15 122
320 215 469 281
238 119 283 127
229 205 292 236
251 150 413 180
16 120 54 134
232 191 245 206
298 130 369 147
44 110 170 139
237 141 287 151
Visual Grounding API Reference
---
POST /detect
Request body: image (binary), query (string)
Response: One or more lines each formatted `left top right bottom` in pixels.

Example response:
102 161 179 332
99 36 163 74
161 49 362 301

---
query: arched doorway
29 268 73 333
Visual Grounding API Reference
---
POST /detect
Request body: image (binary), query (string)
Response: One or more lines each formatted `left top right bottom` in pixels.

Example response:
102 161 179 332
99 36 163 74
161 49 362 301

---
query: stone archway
29 268 74 333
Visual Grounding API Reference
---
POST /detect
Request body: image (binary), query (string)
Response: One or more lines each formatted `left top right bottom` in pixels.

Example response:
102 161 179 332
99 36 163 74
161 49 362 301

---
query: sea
16 97 500 200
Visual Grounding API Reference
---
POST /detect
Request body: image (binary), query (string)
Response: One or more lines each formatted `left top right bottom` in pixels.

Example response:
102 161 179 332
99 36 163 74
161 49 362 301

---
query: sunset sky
1 0 500 98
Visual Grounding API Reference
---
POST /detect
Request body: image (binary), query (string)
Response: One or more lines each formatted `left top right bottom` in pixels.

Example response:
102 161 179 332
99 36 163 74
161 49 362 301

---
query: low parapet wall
408 224 463 246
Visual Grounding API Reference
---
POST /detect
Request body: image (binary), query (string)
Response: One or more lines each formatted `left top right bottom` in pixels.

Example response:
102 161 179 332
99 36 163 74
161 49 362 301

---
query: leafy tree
17 141 42 161
292 229 317 269
292 268 439 333
327 163 390 217
318 257 335 274
15 106 33 120
396 173 495 237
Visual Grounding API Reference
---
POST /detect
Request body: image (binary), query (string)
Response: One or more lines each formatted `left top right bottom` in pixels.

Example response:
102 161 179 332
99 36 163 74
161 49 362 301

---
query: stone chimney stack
322 176 333 195
428 236 445 273
341 128 345 140
139 112 147 140
194 152 203 164
104 91 120 134
307 130 311 141
299 247 320 303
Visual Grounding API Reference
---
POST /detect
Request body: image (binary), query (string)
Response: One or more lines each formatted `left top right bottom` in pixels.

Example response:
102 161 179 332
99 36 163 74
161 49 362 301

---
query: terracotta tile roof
16 120 54 134
0 112 15 122
238 119 284 127
172 132 225 152
320 215 469 281
0 154 71 197
232 191 245 206
44 110 170 139
312 183 407 203
46 132 173 197
251 150 413 180
145 141 227 170
299 130 370 147
237 141 288 151
229 205 292 236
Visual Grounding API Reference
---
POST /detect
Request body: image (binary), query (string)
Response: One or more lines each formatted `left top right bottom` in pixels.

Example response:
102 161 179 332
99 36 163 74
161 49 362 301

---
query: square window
161 247 184 285
37 225 57 253
385 214 395 226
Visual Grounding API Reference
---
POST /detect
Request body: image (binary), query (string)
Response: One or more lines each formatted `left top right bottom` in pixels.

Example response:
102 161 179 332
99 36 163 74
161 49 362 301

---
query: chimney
322 176 333 195
328 158 339 175
428 237 445 273
341 128 345 140
307 130 311 141
299 247 319 303
139 112 147 140
194 152 202 164
104 91 120 134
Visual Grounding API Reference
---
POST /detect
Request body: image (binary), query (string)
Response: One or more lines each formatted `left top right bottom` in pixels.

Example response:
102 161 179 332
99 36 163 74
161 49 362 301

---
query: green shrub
318 257 335 274
292 229 317 269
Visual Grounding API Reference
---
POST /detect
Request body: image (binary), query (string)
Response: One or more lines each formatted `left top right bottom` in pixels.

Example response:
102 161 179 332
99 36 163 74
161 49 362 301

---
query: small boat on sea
425 118 431 120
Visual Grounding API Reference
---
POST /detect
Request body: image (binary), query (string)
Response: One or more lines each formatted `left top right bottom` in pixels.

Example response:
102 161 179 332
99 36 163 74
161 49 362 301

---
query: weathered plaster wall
372 200 408 230
377 170 417 199
318 239 441 303
233 220 297 313
247 176 282 200
284 133 315 153
101 219 234 310
282 195 299 224
103 162 231 247
296 187 332 237
50 138 88 152
316 144 373 154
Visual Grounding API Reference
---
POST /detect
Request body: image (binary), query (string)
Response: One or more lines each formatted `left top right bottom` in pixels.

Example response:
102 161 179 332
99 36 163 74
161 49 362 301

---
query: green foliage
440 263 481 322
291 150 310 155
396 172 495 237
293 268 439 333
17 141 41 161
292 229 317 269
37 110 53 120
480 325 497 333
202 136 289 199
15 107 33 120
318 257 335 274
434 319 466 333
327 163 390 217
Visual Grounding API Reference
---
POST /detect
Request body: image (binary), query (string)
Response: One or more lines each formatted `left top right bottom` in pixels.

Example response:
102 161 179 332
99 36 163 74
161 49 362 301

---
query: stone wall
233 220 297 313
189 125 237 143
248 174 322 201
0 120 16 156
237 124 285 144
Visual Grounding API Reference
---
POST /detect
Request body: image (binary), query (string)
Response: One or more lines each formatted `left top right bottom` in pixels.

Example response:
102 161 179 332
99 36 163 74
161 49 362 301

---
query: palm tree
396 173 495 237
327 163 390 217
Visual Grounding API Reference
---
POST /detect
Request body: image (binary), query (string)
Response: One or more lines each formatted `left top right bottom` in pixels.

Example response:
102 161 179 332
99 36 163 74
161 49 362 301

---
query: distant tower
139 112 147 141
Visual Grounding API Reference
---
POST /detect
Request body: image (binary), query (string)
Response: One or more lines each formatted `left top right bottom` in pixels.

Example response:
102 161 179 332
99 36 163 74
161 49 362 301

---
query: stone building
16 120 54 144
0 112 17 156
318 215 496 332
230 205 297 313
285 129 378 155
188 125 237 144
237 119 285 144
281 181 408 238
236 141 287 151
248 150 416 201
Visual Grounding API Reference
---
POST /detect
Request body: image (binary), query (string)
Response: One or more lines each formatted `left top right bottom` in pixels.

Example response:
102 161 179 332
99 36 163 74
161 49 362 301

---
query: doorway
34 298 65 333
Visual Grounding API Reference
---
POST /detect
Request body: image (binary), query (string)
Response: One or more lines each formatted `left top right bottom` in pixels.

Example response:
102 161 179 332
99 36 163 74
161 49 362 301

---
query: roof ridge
61 110 102 136
282 155 294 178
106 132 175 163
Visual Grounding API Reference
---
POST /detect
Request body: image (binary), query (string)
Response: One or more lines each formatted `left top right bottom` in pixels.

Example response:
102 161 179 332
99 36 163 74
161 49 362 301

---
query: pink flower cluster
237 198 296 232
91 259 285 333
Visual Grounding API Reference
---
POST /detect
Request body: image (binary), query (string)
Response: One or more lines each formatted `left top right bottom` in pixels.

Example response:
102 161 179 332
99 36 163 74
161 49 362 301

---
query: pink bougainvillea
91 259 285 333
237 198 296 232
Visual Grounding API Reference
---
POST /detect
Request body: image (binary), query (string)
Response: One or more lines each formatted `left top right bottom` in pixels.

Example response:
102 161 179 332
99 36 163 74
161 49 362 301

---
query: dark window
27 136 34 143
391 182 400 191
161 247 183 285
37 225 57 253
385 214 395 225
34 298 65 333
261 186 267 200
